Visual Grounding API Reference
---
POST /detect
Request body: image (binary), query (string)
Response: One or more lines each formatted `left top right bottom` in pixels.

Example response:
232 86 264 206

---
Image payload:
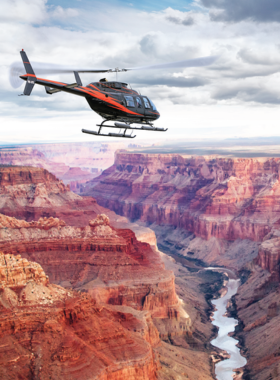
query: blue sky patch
47 0 195 13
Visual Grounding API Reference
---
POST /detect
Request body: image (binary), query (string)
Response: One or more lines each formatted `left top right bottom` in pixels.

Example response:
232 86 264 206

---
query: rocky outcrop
0 213 180 320
0 147 69 177
0 252 160 380
0 251 48 289
0 214 66 229
256 229 280 277
0 142 126 192
85 152 280 242
0 165 119 227
234 266 280 380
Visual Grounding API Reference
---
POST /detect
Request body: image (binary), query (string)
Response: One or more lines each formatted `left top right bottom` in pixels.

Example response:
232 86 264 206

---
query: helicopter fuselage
85 81 160 124
20 72 160 124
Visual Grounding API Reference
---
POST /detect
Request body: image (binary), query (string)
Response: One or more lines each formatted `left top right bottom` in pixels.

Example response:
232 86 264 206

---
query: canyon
2 149 280 379
83 151 280 379
0 165 220 379
0 141 133 192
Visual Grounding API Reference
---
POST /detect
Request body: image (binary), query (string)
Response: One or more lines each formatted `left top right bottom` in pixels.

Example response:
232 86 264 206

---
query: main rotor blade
10 55 218 88
126 55 218 71
9 61 113 88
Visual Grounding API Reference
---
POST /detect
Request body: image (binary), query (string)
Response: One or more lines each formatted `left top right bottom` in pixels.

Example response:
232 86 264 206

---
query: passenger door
133 96 145 116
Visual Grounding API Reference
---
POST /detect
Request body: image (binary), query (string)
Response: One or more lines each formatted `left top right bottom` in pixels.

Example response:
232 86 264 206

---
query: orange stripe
78 87 142 116
37 77 67 86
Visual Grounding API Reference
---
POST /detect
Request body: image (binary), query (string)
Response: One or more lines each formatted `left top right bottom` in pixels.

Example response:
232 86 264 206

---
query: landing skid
81 120 167 138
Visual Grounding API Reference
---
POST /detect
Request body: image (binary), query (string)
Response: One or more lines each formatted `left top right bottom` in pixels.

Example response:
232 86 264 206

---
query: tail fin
20 49 36 95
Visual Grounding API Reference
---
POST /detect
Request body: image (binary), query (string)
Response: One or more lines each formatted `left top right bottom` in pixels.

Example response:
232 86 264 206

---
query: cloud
166 15 195 26
132 76 208 88
0 0 79 25
200 0 280 23
3 1 280 142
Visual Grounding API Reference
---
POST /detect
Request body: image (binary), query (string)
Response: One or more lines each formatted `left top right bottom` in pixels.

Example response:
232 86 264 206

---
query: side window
148 98 157 111
143 97 150 109
124 96 135 107
136 97 142 108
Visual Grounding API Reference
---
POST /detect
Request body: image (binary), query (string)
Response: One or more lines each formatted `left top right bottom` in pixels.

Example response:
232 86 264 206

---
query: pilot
99 78 108 82
136 97 142 108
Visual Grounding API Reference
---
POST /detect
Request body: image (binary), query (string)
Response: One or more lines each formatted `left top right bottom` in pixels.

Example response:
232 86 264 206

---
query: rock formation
83 151 280 379
0 213 181 321
0 165 119 227
0 161 250 379
0 252 160 380
85 152 280 243
256 229 280 277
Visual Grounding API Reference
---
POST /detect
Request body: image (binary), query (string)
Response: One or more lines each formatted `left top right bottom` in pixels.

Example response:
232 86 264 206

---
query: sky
2 0 280 143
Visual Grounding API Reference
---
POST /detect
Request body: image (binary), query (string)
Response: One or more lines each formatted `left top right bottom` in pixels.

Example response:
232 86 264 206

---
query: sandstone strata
0 163 236 379
0 165 119 227
0 252 160 380
85 152 280 243
83 151 280 379
0 213 180 321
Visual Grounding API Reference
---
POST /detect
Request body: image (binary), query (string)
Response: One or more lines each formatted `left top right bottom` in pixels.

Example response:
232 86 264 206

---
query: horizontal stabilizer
45 83 78 94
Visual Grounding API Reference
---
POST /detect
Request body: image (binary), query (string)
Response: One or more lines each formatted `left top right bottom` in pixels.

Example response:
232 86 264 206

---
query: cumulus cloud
166 15 195 26
0 0 78 24
132 76 208 88
200 0 280 23
3 1 280 142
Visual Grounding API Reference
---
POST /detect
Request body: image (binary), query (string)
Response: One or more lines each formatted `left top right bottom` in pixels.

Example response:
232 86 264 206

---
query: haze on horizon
2 0 280 144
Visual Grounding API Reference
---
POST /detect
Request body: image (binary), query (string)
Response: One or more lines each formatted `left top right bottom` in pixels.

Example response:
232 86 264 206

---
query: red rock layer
0 147 69 177
0 252 159 380
0 214 179 319
0 165 117 227
256 230 280 277
0 251 48 288
84 152 280 243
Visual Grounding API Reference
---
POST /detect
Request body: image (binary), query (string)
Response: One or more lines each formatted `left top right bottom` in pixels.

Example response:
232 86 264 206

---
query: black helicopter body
85 80 160 124
16 50 216 138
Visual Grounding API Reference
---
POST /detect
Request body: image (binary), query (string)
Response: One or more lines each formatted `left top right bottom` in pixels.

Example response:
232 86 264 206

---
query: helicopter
15 50 216 139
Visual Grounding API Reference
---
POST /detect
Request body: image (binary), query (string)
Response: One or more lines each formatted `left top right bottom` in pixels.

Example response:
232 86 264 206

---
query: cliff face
0 142 129 193
0 165 218 379
0 252 160 380
234 266 280 380
254 229 280 282
85 152 280 243
0 165 117 227
0 213 180 321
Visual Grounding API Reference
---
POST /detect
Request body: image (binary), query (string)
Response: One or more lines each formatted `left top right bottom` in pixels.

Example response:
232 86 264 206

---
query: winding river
209 272 247 379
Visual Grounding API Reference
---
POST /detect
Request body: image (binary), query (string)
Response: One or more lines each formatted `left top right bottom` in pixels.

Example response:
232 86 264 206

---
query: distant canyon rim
1 142 280 379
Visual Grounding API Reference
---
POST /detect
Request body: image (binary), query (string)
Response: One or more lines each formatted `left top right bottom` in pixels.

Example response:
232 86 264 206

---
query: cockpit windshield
148 98 157 111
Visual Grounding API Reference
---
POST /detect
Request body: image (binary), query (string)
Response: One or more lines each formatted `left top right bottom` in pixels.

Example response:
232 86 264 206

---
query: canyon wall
0 142 133 193
0 252 160 380
84 152 280 270
0 163 243 379
0 165 122 227
0 213 180 320
85 152 280 242
83 151 280 379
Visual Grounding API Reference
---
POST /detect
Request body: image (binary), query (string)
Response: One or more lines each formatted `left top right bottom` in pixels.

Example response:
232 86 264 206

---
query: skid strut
82 121 167 138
